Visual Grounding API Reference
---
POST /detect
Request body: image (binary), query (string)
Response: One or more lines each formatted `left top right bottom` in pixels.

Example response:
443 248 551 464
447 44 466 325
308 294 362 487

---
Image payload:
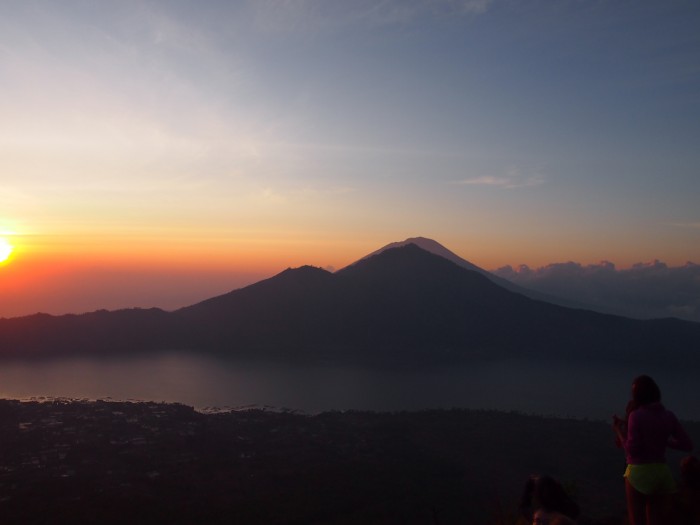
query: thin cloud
669 222 700 230
454 170 545 189
248 0 494 33
452 0 495 15
361 0 495 22
457 176 512 187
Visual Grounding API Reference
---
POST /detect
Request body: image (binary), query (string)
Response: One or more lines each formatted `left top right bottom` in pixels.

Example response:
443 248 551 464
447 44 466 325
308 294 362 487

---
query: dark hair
632 375 661 407
520 475 580 520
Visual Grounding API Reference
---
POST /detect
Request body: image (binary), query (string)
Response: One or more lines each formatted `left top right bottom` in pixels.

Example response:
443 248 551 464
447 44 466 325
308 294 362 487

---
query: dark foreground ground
0 400 696 524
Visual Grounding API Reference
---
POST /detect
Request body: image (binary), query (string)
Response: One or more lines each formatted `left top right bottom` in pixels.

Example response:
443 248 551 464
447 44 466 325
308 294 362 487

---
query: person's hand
612 415 626 447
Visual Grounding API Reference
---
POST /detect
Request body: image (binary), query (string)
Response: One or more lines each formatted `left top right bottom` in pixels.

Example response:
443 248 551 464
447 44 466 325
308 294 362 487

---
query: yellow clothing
624 463 676 495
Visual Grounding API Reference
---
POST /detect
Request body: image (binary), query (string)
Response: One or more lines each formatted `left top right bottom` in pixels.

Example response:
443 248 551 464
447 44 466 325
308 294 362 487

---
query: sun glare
0 238 14 263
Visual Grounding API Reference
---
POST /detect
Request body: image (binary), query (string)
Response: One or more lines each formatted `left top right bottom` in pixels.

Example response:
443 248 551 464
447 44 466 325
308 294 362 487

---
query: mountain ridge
0 241 698 365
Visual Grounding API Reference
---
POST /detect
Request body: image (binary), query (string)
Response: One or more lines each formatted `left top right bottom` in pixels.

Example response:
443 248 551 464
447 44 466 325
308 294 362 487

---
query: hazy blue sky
1 0 699 315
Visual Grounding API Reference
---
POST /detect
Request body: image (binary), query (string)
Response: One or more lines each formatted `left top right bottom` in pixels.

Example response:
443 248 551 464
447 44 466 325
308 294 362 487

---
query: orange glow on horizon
1 229 698 320
12 232 364 273
6 231 697 277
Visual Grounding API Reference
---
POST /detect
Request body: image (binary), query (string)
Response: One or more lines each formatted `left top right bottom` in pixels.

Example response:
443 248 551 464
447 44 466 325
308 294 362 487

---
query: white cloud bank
493 260 700 323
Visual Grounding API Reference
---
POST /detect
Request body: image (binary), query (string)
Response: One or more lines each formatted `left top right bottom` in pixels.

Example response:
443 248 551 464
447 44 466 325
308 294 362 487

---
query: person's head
520 475 579 520
631 375 661 407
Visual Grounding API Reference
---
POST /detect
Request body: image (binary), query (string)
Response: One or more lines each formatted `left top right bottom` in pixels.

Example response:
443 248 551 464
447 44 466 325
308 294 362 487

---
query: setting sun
0 238 14 263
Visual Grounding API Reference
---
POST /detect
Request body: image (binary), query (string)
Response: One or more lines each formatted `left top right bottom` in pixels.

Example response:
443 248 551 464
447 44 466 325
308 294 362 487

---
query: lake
0 352 698 420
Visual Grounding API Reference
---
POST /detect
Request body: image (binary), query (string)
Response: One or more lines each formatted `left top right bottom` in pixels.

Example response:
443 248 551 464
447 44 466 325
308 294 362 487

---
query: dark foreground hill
1 244 700 363
5 399 696 525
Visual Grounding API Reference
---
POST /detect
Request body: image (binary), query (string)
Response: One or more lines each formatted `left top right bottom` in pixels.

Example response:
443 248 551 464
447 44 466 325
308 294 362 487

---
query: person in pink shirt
612 375 694 525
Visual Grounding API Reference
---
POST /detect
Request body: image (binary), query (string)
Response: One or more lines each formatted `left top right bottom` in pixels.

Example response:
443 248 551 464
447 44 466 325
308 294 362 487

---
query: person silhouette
612 375 694 525
676 455 700 524
519 474 579 524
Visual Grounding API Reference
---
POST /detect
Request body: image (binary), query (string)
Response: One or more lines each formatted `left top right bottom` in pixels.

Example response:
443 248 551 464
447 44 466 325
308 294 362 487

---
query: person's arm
612 415 626 448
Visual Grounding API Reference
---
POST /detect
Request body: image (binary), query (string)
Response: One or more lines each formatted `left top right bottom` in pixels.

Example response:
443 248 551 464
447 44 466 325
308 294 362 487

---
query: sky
1 0 699 317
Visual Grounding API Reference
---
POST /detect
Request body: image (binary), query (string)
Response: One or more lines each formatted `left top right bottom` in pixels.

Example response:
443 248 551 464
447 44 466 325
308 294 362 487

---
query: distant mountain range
1 240 699 364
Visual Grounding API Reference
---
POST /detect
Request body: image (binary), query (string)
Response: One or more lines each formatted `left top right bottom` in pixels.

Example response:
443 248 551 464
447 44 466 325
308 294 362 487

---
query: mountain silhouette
1 243 699 364
355 237 589 310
